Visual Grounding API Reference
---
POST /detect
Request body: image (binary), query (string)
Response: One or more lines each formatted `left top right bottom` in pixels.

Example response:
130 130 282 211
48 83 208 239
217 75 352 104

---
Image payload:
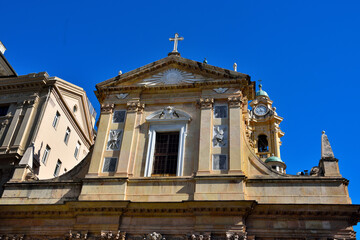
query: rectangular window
52 111 60 128
113 110 126 123
152 132 179 176
214 105 228 118
74 141 81 159
213 154 228 170
0 106 9 117
64 127 71 144
42 145 51 165
103 157 118 172
54 159 62 177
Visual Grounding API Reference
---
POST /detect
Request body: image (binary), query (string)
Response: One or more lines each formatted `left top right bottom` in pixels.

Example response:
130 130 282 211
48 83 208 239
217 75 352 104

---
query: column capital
197 98 214 109
227 96 242 108
126 100 144 113
23 96 39 106
100 104 114 114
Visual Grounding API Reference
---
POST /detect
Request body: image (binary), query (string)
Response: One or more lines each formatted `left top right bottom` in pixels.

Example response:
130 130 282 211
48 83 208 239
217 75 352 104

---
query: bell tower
248 83 286 173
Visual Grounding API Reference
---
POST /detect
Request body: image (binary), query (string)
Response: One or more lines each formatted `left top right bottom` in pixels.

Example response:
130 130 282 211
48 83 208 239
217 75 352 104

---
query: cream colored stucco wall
34 93 89 179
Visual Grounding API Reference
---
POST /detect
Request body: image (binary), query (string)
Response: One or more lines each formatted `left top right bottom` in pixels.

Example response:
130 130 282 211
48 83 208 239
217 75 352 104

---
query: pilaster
87 104 113 176
13 97 39 153
228 97 243 173
197 98 213 175
0 102 23 154
116 100 144 176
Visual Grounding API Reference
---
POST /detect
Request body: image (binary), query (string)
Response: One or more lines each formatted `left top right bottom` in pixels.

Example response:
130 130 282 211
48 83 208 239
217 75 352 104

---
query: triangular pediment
96 55 250 89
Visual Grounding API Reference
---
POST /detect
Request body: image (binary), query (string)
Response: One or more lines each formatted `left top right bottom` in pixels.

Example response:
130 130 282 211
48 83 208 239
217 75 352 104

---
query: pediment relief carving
138 68 206 86
146 106 191 122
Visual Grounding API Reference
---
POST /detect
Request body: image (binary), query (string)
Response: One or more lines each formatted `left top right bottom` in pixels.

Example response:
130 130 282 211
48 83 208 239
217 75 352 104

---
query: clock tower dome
248 83 286 172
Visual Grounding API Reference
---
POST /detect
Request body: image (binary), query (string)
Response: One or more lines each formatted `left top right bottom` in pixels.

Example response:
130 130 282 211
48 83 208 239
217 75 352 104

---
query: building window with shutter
54 159 62 177
74 141 81 159
113 110 126 123
42 145 51 165
152 132 179 176
102 157 118 172
52 111 60 128
64 127 71 144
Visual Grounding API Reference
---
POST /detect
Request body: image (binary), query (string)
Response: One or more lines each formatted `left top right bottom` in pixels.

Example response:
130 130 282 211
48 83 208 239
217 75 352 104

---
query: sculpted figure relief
146 232 164 240
213 125 227 147
107 130 122 151
159 106 179 119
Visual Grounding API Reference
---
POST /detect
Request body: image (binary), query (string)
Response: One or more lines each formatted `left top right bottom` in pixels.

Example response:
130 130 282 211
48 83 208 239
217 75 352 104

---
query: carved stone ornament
190 234 211 240
0 119 9 127
213 125 228 147
321 131 335 158
116 93 129 99
227 97 242 108
101 230 125 240
146 107 191 123
23 97 39 106
226 232 246 240
197 98 214 109
310 166 322 176
107 130 123 151
145 232 164 240
159 106 179 119
0 234 24 240
101 104 115 114
213 88 228 94
67 230 88 240
139 68 205 86
127 101 145 113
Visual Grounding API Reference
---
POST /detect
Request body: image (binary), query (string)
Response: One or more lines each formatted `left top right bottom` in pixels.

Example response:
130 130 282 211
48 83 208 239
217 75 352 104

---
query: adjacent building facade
0 48 358 239
0 42 96 195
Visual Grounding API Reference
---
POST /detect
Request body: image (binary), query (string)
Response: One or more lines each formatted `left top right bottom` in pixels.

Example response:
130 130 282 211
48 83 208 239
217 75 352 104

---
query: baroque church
0 35 359 240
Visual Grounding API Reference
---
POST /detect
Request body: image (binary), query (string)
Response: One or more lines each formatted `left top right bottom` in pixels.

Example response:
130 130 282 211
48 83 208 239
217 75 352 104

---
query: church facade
0 40 359 239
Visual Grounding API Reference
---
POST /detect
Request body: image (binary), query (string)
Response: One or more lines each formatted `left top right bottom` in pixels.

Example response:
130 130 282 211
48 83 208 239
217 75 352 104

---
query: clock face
254 105 268 116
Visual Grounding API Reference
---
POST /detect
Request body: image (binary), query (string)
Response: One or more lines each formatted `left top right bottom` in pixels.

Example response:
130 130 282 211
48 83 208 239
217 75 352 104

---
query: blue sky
2 0 360 231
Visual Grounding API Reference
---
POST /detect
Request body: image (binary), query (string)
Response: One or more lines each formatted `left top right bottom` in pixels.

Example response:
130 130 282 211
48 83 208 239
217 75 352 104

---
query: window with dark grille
214 105 228 118
258 135 269 152
103 157 118 172
152 132 179 176
0 106 9 117
113 110 126 123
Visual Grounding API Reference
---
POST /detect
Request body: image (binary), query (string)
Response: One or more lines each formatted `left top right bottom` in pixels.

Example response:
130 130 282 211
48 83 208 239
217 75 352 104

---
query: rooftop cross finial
169 33 184 53
258 80 262 90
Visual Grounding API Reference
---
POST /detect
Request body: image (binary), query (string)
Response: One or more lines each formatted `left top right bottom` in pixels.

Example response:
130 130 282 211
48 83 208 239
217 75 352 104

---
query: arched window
258 135 268 152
